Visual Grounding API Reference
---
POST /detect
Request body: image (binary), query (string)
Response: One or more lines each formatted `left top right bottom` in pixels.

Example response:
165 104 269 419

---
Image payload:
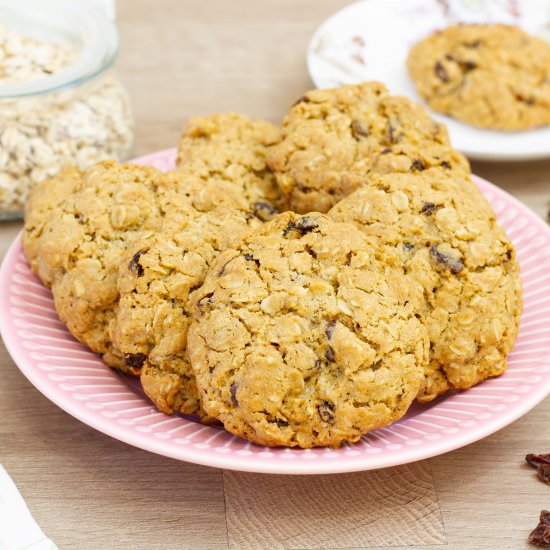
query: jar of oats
0 0 133 219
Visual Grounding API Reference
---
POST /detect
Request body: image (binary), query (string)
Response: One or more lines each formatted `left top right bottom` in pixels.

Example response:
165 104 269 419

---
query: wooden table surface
1 1 549 548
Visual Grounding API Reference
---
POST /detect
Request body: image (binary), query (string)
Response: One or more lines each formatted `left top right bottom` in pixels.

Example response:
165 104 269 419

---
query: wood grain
224 464 445 549
0 345 229 550
0 1 549 549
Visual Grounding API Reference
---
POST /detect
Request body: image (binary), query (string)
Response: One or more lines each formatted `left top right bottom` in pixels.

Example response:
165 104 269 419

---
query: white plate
307 0 550 161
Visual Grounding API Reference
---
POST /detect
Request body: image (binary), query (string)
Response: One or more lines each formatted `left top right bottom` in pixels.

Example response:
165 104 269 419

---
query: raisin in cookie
113 201 263 416
408 25 550 130
267 81 467 213
329 171 522 401
177 112 285 220
187 212 429 447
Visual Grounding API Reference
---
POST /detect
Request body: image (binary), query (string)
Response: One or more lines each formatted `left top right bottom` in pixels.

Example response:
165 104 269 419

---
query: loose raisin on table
526 454 550 468
538 464 550 485
528 510 550 547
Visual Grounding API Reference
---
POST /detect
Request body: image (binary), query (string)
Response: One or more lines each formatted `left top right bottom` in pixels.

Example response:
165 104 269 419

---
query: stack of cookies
23 81 522 448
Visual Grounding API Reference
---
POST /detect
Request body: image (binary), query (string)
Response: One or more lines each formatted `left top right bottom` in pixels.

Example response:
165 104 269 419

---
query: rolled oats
0 25 133 217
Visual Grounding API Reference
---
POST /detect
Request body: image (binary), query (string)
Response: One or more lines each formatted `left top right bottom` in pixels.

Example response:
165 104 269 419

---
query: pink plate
2 148 550 474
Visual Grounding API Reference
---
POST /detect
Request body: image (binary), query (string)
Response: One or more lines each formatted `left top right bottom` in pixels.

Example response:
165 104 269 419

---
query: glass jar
0 0 134 220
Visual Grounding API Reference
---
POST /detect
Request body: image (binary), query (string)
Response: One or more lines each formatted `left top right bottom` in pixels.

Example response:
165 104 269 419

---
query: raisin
526 454 550 468
538 464 550 485
243 253 260 267
197 292 214 311
268 417 289 427
351 120 369 140
528 510 550 546
517 95 535 106
421 202 438 216
318 400 336 423
411 159 425 171
283 217 318 237
295 216 318 233
506 250 513 262
430 245 463 274
124 353 147 368
458 60 477 71
293 95 310 106
282 221 296 236
325 347 335 362
230 383 239 407
325 321 336 340
253 201 278 221
129 250 147 277
435 61 449 82
464 39 481 48
387 124 397 143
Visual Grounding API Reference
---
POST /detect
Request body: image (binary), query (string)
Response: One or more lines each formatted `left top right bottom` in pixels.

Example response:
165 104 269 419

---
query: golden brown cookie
329 170 522 401
408 24 550 130
113 195 263 416
267 81 465 213
177 112 285 219
22 160 232 373
188 212 429 447
23 165 86 288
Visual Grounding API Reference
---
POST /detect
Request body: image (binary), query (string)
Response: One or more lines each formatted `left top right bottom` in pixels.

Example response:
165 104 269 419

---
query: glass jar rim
0 0 118 99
